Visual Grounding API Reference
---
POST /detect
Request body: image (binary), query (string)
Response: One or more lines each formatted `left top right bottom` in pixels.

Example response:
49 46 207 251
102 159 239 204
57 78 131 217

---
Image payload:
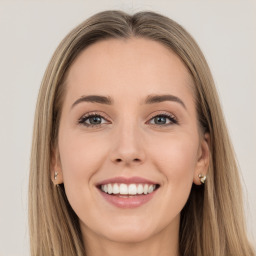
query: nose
110 122 146 166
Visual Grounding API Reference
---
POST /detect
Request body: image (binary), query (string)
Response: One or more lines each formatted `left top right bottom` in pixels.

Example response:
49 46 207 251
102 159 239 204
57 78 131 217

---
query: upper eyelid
79 111 110 121
78 112 111 128
79 111 176 119
147 111 177 120
78 110 178 124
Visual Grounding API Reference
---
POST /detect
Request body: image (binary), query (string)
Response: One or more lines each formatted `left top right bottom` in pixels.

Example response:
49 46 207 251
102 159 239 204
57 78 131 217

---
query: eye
78 112 109 127
148 113 178 126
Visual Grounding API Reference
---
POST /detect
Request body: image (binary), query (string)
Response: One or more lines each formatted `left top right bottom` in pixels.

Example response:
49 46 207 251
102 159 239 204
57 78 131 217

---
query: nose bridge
110 115 145 165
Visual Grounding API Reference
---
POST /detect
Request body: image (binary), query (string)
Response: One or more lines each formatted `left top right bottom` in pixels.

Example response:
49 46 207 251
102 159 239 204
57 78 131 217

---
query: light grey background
0 1 255 255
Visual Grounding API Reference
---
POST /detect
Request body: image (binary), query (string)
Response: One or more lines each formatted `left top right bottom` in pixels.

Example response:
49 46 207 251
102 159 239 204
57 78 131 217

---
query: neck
81 215 180 256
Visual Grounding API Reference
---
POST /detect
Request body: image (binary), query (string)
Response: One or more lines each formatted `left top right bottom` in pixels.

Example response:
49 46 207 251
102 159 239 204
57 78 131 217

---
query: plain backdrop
0 1 255 255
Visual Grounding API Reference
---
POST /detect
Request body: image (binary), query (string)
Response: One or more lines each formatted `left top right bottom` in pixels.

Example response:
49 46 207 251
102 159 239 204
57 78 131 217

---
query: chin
102 226 153 243
80 217 157 244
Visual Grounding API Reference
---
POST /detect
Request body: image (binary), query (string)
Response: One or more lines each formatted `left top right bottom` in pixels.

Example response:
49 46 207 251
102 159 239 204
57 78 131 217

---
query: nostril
114 158 142 163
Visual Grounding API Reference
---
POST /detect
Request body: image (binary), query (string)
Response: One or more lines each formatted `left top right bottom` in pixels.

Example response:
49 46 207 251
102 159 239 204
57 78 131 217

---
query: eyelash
78 112 110 128
148 112 178 127
78 111 178 128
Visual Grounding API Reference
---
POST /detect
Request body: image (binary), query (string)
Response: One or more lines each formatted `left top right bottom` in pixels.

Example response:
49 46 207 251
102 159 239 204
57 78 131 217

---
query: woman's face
53 38 209 243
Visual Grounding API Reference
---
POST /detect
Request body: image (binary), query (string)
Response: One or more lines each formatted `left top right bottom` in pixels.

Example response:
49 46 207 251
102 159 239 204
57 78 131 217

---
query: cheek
58 131 108 207
150 133 198 176
149 133 198 208
59 126 109 170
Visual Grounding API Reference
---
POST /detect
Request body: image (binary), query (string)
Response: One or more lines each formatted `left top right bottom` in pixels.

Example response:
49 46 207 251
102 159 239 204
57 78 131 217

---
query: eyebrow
71 95 112 108
145 94 186 109
71 94 186 110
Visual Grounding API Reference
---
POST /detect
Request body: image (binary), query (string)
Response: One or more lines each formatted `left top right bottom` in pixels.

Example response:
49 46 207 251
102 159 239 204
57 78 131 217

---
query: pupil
155 116 166 124
90 116 101 124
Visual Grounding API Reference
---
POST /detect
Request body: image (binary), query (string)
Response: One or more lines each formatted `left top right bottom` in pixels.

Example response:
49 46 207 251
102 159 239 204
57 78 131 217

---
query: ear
193 133 210 185
50 147 64 185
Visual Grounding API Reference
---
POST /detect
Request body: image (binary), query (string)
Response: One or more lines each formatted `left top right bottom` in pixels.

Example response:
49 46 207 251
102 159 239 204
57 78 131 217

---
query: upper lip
96 176 159 186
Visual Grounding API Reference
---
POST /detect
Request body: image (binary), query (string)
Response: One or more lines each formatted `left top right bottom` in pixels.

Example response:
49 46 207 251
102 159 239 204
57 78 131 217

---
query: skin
52 38 210 256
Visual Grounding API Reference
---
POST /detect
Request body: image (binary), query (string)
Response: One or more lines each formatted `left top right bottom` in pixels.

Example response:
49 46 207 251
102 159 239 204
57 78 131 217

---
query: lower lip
98 189 158 208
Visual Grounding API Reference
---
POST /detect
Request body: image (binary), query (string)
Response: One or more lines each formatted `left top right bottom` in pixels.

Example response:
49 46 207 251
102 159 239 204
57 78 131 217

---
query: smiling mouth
97 183 160 197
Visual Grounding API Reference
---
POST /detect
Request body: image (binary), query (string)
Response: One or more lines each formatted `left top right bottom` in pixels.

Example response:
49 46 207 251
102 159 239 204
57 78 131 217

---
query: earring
198 174 206 184
54 171 58 180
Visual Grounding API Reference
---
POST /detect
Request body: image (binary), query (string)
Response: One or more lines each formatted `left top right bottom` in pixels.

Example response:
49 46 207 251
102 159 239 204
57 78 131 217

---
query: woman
29 10 255 256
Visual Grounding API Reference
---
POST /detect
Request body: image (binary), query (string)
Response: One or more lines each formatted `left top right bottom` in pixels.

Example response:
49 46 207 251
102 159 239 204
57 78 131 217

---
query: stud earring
54 171 58 180
198 174 206 184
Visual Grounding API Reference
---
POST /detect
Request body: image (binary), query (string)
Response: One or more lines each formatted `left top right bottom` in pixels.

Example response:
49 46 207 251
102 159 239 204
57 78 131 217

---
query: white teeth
100 183 157 195
107 184 113 194
137 184 144 194
128 184 137 195
112 183 119 194
148 185 154 193
143 184 148 194
120 184 128 194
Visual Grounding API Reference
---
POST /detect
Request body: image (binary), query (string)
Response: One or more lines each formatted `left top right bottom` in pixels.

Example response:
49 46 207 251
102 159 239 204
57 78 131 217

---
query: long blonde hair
29 10 255 256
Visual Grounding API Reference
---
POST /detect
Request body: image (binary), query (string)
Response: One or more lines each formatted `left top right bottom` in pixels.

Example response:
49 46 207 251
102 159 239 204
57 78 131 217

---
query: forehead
65 37 194 104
